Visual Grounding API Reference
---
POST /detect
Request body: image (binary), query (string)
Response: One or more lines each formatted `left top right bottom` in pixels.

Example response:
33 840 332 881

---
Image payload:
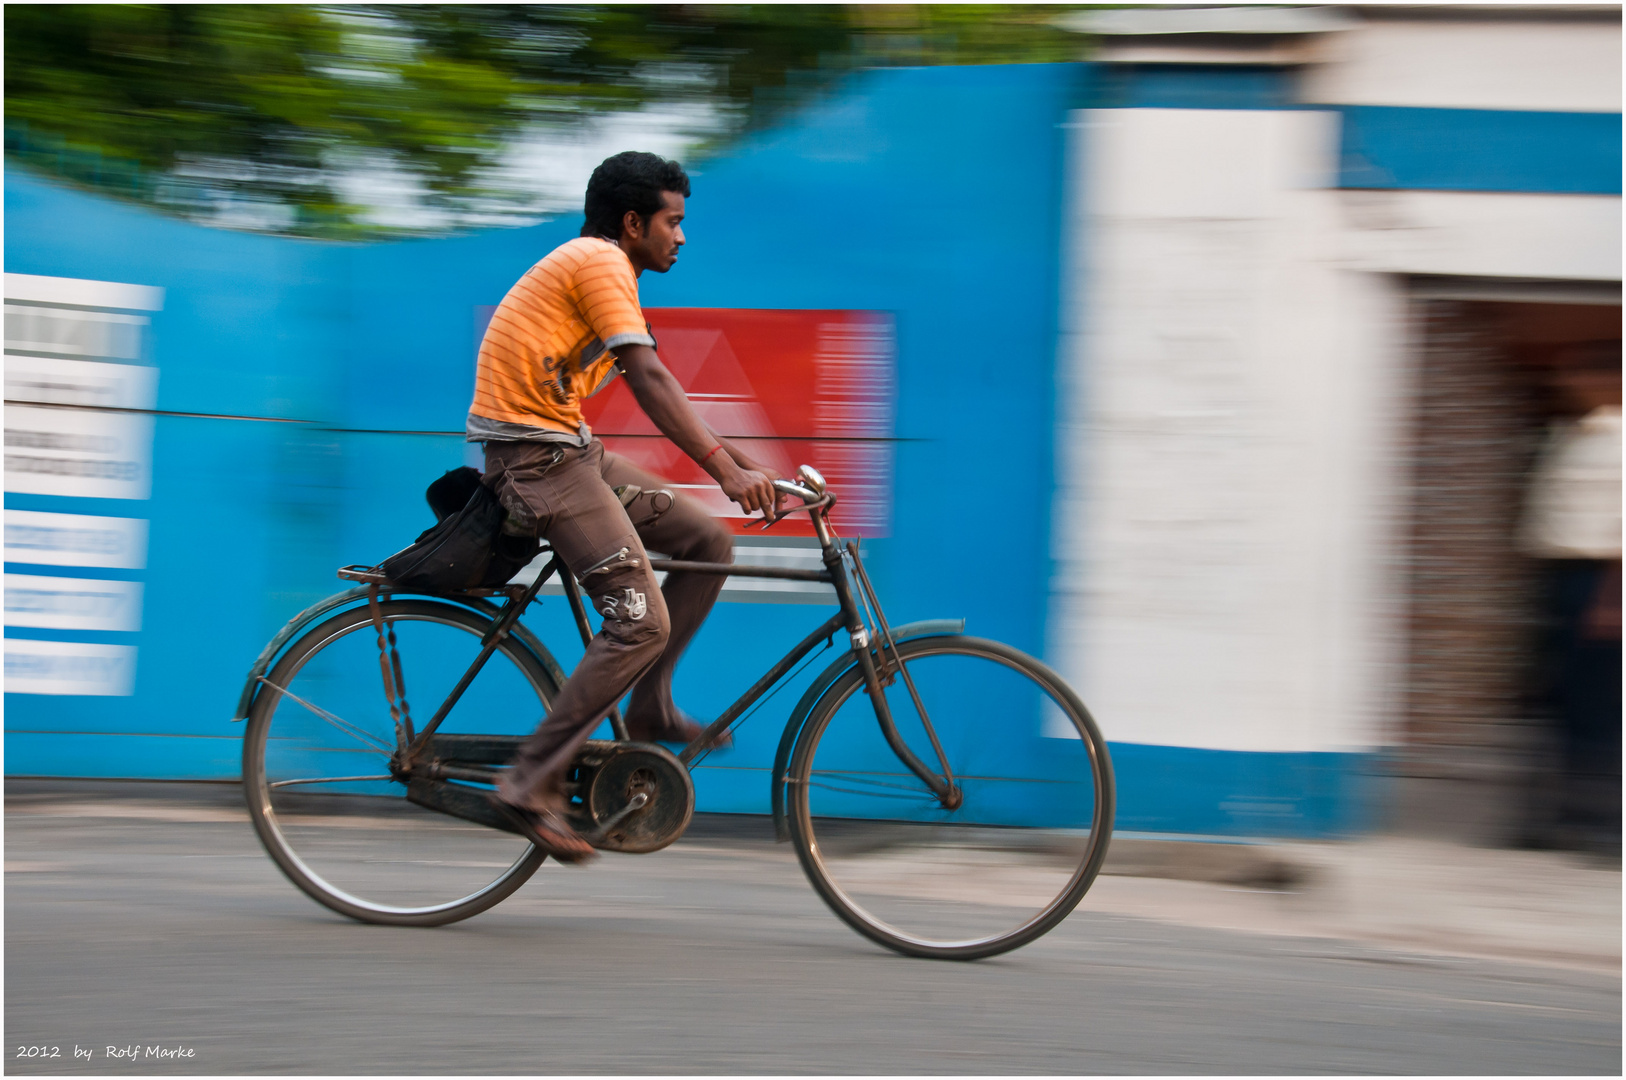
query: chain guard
565 741 693 853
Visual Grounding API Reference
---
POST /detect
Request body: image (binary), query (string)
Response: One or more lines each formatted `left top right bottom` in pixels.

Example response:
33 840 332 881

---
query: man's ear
622 210 643 239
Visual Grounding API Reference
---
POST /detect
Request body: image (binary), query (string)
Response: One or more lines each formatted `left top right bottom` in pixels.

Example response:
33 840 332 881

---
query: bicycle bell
797 464 827 495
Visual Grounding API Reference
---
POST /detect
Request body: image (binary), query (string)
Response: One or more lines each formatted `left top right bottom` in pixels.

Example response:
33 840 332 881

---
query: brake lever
752 503 791 529
751 493 833 529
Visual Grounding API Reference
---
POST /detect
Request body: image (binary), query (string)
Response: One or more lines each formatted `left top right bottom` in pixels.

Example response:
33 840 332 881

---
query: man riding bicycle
472 151 783 862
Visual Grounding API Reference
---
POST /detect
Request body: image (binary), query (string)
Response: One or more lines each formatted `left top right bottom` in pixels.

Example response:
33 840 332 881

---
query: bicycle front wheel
787 635 1113 960
242 598 557 926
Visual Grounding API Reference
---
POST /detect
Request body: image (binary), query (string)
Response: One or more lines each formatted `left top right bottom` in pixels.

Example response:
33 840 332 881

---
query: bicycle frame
387 486 959 809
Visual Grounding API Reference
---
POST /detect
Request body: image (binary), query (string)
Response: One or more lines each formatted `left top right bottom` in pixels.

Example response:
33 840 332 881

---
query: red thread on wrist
699 444 724 466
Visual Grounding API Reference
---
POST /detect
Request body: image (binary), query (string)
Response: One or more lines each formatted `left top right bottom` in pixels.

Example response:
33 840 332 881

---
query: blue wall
1091 63 1622 196
1337 105 1623 195
5 64 1080 815
1092 63 1298 110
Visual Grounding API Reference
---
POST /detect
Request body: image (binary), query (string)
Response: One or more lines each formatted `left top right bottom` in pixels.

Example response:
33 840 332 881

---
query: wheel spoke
808 779 939 801
256 675 393 754
806 770 942 795
809 768 1081 787
268 775 394 789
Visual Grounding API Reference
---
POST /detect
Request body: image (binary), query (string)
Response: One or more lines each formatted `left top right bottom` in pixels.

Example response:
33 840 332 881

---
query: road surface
6 782 1620 1074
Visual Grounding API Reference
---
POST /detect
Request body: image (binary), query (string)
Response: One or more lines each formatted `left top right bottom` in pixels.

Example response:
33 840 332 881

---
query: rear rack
335 565 536 601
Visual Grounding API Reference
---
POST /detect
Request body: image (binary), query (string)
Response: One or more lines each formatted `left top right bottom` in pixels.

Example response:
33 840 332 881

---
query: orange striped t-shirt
467 237 654 444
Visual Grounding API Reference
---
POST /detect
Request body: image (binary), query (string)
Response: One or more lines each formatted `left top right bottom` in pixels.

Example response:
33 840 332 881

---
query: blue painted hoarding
4 63 1079 812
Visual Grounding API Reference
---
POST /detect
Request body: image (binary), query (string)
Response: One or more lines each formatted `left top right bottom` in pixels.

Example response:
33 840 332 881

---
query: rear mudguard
768 618 964 841
231 586 566 722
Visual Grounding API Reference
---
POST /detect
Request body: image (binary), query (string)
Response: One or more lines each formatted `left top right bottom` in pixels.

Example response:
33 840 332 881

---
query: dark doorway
1399 293 1621 849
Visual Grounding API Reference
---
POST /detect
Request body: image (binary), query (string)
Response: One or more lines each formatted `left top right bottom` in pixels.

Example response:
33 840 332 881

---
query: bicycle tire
786 635 1114 960
242 598 557 926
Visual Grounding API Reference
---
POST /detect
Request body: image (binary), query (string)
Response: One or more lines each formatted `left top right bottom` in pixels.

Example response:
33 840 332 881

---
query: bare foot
487 795 597 863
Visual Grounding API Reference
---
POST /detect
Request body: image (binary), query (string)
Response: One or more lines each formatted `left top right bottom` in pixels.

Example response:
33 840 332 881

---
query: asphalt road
6 782 1621 1075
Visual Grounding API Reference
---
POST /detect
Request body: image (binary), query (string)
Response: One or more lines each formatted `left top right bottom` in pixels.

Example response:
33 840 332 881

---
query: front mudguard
768 618 964 841
230 586 566 723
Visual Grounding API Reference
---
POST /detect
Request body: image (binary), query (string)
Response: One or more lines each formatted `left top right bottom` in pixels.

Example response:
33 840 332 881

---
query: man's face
623 191 685 274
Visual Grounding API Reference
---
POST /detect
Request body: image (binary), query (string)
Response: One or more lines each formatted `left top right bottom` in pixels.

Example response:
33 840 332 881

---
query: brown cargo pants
481 438 732 815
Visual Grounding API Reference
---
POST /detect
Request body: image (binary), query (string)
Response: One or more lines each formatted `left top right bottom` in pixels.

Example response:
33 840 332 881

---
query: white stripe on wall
4 273 164 312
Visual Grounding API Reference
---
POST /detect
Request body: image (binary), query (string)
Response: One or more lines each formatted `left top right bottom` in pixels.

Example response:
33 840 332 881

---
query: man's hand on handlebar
716 460 784 522
707 437 787 524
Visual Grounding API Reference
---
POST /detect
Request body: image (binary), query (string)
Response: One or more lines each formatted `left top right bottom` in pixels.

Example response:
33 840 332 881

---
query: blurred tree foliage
5 4 1088 236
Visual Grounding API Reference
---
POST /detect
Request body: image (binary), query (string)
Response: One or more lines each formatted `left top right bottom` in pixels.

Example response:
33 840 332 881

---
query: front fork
825 546 962 811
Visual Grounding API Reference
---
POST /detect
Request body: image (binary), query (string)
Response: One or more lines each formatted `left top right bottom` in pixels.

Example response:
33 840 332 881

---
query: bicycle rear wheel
242 598 557 926
786 635 1113 960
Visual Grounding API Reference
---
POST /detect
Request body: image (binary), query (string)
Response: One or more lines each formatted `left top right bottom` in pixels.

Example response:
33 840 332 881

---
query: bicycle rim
243 600 552 925
788 636 1113 959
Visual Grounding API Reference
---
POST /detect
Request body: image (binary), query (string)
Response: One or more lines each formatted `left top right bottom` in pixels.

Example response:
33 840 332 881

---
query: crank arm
584 791 648 843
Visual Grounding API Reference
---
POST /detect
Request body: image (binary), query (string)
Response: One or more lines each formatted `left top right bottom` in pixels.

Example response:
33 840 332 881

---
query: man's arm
706 427 780 483
613 343 780 520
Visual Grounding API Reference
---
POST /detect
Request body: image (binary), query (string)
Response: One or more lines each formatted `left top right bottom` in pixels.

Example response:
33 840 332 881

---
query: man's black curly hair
581 151 690 240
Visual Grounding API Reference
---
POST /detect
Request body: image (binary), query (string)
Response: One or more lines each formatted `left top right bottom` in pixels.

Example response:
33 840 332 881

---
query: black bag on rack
379 468 541 590
426 466 484 522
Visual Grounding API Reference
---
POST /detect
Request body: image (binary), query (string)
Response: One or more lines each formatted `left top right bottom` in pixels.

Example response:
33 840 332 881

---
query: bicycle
236 466 1114 960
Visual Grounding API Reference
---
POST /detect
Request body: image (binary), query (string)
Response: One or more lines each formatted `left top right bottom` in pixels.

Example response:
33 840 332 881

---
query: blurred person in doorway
1519 342 1622 854
468 151 785 861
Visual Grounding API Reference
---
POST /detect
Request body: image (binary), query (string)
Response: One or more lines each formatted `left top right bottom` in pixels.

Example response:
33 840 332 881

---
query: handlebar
757 468 836 534
772 478 822 503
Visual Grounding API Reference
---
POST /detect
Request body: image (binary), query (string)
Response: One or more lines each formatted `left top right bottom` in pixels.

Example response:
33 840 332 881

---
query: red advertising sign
582 309 895 537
